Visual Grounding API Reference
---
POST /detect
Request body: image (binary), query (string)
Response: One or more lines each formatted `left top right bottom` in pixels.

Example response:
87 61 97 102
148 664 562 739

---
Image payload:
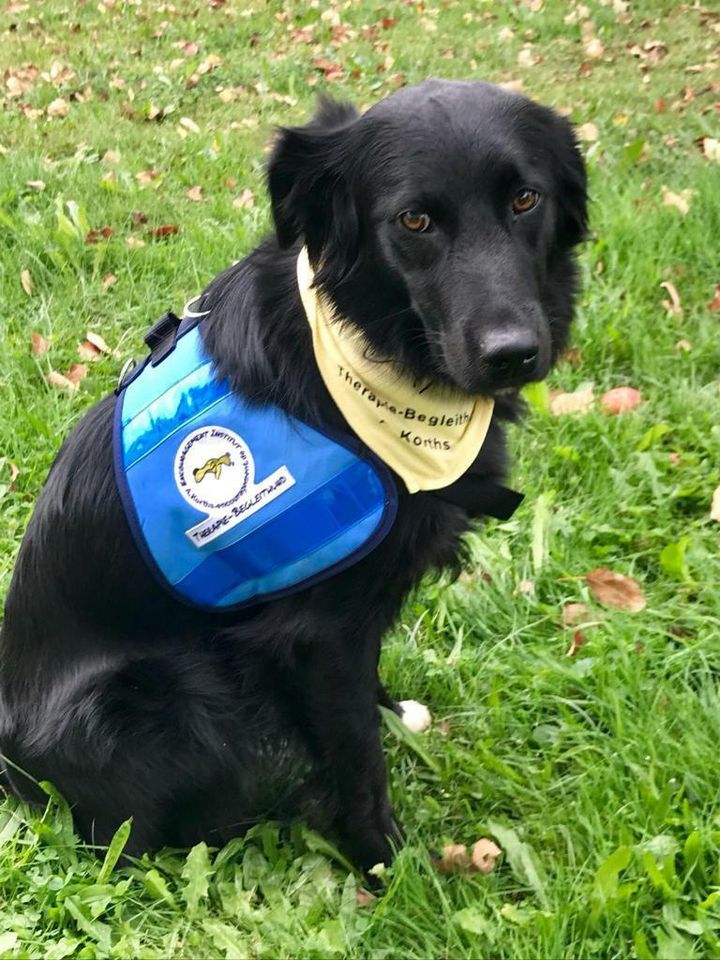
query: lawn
1 0 720 956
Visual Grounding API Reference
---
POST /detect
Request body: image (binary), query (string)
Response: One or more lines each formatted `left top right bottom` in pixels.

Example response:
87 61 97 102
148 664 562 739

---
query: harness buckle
144 311 182 366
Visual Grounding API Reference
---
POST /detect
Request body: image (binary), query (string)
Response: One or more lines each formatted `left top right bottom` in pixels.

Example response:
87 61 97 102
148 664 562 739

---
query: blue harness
113 318 397 611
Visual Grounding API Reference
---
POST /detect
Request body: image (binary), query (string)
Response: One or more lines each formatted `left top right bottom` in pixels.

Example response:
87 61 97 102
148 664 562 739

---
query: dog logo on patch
175 426 295 547
193 453 233 484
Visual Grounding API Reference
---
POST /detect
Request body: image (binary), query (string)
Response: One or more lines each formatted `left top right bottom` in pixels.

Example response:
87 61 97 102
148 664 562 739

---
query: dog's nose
483 331 539 380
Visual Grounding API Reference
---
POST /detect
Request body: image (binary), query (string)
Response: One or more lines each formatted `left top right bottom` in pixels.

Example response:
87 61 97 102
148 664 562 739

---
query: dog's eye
511 189 541 215
399 210 432 233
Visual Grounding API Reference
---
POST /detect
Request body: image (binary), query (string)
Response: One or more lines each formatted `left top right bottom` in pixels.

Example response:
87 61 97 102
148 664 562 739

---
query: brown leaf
355 888 376 906
66 363 88 384
660 280 682 318
186 185 204 202
31 332 49 355
26 179 46 190
711 486 720 523
435 844 472 875
577 122 599 142
78 332 112 361
707 284 720 312
586 567 647 612
135 168 161 186
549 385 594 415
197 54 222 75
46 97 69 118
560 346 583 367
701 137 720 164
21 268 32 296
147 224 179 239
179 116 200 134
232 188 255 210
565 629 588 657
561 602 590 626
471 838 502 875
600 386 642 414
85 226 113 244
662 186 693 216
102 273 117 290
585 37 605 59
47 370 78 393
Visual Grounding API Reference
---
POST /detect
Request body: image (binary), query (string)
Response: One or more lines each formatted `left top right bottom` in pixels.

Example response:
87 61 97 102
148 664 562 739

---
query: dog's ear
552 116 588 247
268 97 360 277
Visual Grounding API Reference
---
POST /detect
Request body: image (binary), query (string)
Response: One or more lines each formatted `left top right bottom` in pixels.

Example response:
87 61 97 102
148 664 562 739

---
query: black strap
144 311 181 366
431 476 524 521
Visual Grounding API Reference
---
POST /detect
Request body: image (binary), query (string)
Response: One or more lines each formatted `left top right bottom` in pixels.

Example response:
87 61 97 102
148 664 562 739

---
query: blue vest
113 322 397 611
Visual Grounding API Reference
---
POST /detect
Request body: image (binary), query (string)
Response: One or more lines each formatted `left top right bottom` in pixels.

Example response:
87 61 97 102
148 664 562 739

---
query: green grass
2 0 720 956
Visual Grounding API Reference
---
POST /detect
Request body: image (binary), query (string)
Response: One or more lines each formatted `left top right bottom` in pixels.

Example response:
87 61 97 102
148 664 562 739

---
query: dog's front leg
291 638 401 873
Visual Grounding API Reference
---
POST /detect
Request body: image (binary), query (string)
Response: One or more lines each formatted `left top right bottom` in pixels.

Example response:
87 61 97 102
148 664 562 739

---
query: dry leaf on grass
586 567 646 612
102 273 117 290
662 186 694 216
660 281 682 318
26 179 46 190
233 189 255 210
600 387 642 414
561 602 590 626
31 332 49 355
78 332 112 361
147 224 179 239
46 97 69 118
701 137 720 163
436 839 502 876
577 122 599 143
186 185 204 202
566 629 588 657
47 370 78 393
471 839 502 875
21 268 32 295
66 363 88 384
707 284 720 313
549 385 594 415
585 37 605 59
711 486 720 523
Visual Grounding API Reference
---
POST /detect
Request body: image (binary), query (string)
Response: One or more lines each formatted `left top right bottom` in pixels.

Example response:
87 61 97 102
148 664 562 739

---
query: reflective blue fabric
114 325 397 610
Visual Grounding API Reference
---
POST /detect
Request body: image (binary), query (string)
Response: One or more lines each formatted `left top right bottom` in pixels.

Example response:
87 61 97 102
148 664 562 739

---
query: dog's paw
398 699 432 733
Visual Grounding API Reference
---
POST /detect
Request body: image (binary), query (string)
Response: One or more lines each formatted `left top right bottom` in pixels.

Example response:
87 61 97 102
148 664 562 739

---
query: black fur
0 80 587 872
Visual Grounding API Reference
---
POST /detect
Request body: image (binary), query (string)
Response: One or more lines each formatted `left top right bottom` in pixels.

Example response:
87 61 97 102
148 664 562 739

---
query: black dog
0 80 587 872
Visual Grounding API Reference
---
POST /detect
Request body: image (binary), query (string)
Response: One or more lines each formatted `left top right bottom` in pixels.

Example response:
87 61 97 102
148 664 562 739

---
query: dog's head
269 79 588 396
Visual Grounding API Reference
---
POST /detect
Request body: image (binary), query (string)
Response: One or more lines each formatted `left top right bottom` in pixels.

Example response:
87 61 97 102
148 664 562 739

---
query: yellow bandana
297 248 495 494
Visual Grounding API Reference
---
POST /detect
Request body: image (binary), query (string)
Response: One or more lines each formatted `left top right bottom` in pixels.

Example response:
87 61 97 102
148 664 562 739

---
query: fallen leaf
674 339 691 353
577 122 599 142
66 363 88 384
135 168 161 186
78 332 112 361
102 273 117 290
600 386 642 414
355 889 376 906
471 839 502 875
47 370 78 393
654 98 667 113
586 567 646 612
46 97 69 118
85 226 113 244
517 46 542 67
660 280 682 318
126 236 146 248
179 116 200 134
561 602 590 626
197 53 222 75
232 188 255 210
186 185 204 202
31 332 49 355
565 629 588 657
661 185 694 216
147 224 179 238
26 179 46 190
560 346 584 367
435 844 471 875
585 37 605 59
707 284 720 312
701 137 720 163
515 578 535 595
21 268 32 296
549 385 594 415
707 485 720 523
102 149 121 164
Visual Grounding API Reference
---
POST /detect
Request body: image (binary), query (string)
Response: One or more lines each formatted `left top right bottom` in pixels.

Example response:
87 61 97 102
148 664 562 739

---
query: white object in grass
398 700 432 733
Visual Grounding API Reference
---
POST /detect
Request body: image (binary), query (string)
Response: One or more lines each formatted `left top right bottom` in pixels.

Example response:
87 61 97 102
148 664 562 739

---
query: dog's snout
482 330 539 379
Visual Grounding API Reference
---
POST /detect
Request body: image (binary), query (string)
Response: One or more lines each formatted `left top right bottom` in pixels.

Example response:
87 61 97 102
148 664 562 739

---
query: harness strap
430 476 524 521
144 311 182 366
